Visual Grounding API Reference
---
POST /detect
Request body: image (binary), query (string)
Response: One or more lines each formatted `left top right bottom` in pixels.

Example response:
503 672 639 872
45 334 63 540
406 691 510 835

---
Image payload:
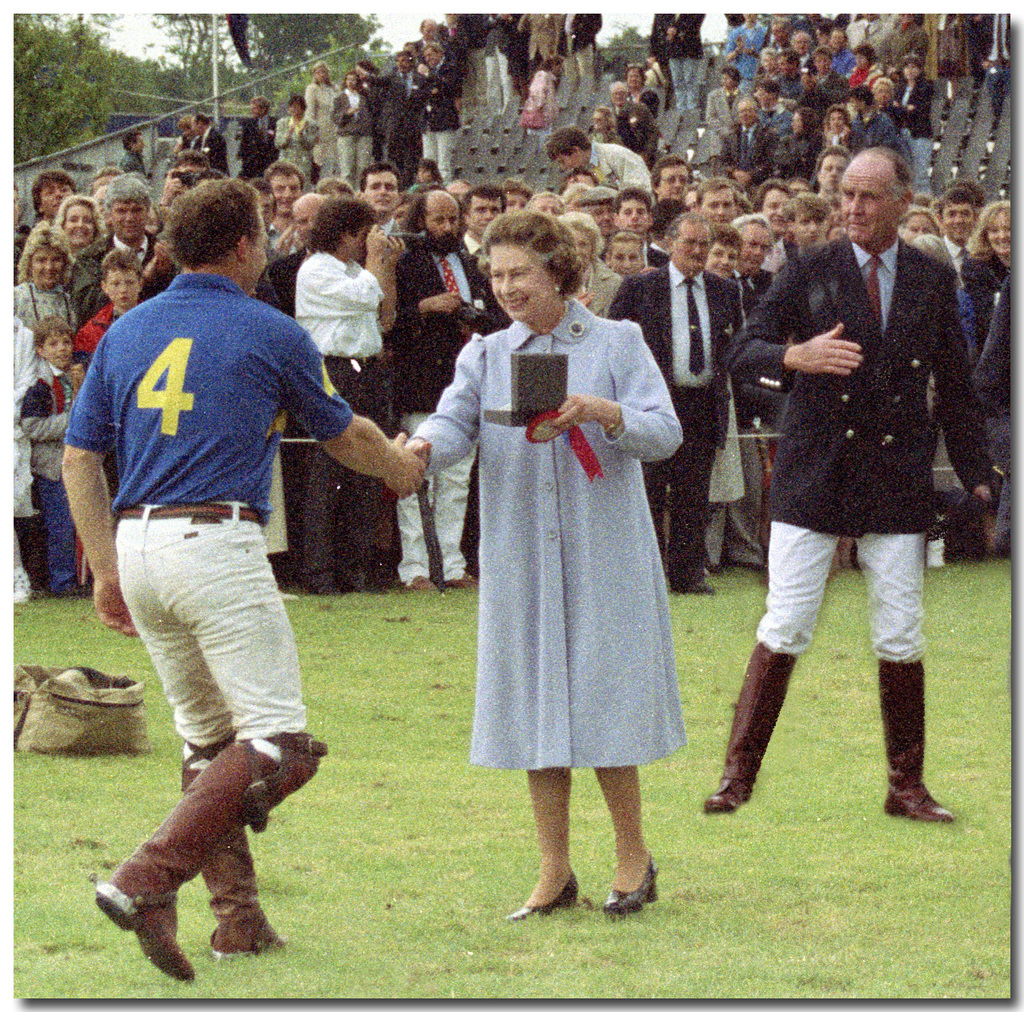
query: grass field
12 559 1011 999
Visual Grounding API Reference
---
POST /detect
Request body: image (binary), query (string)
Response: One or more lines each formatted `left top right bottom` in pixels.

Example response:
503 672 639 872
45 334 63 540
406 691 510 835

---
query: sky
100 10 730 66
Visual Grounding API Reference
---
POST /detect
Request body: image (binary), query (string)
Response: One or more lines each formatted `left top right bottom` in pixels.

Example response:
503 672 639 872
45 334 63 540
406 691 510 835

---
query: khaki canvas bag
14 665 152 755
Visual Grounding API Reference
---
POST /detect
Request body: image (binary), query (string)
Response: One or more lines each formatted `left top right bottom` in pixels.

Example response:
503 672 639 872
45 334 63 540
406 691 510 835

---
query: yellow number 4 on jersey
137 338 195 436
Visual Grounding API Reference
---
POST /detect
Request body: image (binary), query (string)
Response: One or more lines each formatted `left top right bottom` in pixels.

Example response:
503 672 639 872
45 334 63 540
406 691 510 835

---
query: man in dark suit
371 50 424 188
650 14 705 112
721 97 777 193
562 14 602 95
236 97 276 180
704 148 995 822
389 188 508 590
411 43 461 184
191 111 229 174
609 212 742 594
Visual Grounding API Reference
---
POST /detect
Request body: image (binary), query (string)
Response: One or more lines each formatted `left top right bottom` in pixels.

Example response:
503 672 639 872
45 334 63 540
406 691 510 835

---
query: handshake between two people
384 432 432 498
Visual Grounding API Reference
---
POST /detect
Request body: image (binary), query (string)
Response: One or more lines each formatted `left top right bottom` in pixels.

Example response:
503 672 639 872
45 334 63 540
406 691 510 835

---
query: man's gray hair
732 213 772 234
104 173 151 212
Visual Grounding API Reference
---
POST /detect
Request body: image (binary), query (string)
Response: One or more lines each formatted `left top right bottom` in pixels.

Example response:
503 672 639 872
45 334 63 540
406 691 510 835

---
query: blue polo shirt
66 272 354 523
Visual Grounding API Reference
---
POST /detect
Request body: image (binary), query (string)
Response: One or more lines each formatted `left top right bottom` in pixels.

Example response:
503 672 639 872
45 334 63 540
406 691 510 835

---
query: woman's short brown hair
479 210 584 297
166 178 263 269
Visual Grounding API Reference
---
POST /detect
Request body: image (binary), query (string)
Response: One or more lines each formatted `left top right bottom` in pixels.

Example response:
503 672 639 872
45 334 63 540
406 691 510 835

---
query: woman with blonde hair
961 200 1010 360
54 194 104 254
305 61 339 183
407 210 685 921
560 209 622 316
14 221 75 330
331 68 374 190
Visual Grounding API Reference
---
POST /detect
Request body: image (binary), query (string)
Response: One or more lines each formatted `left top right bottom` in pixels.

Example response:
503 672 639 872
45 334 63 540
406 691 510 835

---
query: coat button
893 394 901 404
883 434 894 444
846 429 855 439
840 393 850 403
911 359 921 368
547 531 558 541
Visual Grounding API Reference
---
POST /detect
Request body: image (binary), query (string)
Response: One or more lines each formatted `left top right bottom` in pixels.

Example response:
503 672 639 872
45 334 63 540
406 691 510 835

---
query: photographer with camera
389 187 509 590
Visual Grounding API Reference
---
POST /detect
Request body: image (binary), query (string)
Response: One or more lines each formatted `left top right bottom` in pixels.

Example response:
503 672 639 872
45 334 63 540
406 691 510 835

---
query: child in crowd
604 230 646 277
784 191 831 252
705 222 742 279
74 249 143 370
20 316 85 596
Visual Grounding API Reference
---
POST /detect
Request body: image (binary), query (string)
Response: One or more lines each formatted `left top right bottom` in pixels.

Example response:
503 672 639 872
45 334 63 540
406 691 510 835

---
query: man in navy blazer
609 211 742 594
705 148 995 823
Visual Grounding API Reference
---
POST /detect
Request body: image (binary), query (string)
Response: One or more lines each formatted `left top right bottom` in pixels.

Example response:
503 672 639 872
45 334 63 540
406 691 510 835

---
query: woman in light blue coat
408 211 685 921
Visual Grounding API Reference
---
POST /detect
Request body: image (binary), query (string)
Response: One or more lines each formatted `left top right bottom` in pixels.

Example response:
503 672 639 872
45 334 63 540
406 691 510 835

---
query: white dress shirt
852 240 898 332
295 252 384 358
668 262 712 386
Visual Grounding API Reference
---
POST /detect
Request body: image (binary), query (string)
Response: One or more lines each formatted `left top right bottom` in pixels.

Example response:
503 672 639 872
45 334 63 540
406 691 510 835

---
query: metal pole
212 13 220 122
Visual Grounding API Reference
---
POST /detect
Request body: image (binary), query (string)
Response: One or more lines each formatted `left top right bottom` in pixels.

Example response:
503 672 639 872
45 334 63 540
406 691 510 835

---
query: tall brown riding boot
95 732 325 980
181 742 287 961
705 642 797 813
878 660 953 822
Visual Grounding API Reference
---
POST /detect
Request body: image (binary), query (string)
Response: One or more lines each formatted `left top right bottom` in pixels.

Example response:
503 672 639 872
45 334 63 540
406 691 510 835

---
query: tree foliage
14 14 119 162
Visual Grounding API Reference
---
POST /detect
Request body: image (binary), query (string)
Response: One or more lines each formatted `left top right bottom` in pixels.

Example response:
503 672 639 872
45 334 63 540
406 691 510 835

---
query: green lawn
12 560 1011 999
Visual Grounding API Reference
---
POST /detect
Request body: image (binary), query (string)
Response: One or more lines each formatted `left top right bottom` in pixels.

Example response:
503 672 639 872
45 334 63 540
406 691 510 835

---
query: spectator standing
960 200 1010 363
119 130 147 177
20 316 84 596
484 15 517 117
275 95 318 187
625 63 659 118
295 198 404 593
651 14 705 112
849 44 884 91
560 211 623 316
562 14 602 97
812 46 850 106
936 182 985 282
412 43 461 185
609 212 743 594
263 161 306 259
236 97 277 180
771 106 822 182
371 51 424 189
980 14 1010 122
894 56 934 195
754 79 793 137
705 65 742 166
519 13 563 72
332 69 374 191
305 62 340 183
828 27 856 77
725 14 767 93
882 14 929 79
521 56 562 150
191 111 229 174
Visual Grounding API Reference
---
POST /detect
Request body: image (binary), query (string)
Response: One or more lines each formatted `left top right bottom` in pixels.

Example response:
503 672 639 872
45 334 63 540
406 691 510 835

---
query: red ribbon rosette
525 410 604 482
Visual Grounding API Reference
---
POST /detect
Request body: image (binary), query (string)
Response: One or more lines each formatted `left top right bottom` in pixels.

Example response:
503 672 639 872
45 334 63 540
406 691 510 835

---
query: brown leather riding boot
705 642 797 813
95 733 325 980
878 660 954 823
181 742 287 961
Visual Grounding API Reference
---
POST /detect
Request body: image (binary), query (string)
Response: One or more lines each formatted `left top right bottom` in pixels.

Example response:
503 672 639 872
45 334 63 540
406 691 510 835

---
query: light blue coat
416 300 687 770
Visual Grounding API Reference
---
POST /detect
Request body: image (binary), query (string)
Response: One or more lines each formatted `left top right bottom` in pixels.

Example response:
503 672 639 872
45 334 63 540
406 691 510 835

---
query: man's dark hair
122 129 142 152
545 126 591 159
614 186 653 213
503 177 533 200
753 178 792 210
405 187 457 234
650 198 687 240
100 248 144 280
651 154 690 191
464 182 505 210
31 169 76 214
852 43 876 62
307 197 376 254
194 110 213 126
359 161 400 192
264 159 306 189
720 65 741 85
287 93 307 113
937 181 986 212
757 78 781 97
167 178 263 269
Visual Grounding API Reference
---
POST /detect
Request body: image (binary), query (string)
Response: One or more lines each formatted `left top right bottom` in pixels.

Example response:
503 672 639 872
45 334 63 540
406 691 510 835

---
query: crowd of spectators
13 13 1011 602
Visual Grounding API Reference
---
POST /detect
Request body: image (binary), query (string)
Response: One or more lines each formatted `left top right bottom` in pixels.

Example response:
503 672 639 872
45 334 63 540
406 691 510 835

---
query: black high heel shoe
506 872 578 922
603 858 657 917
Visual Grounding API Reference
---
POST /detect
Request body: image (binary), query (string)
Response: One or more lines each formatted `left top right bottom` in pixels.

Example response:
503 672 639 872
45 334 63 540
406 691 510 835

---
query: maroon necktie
438 255 460 295
865 254 882 322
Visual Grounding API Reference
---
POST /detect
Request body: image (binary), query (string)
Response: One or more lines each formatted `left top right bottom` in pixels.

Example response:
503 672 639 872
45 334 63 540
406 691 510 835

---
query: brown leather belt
117 503 262 525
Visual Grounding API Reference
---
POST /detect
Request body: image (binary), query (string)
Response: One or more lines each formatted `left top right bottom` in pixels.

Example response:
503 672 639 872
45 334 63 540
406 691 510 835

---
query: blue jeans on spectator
669 56 703 111
35 475 77 593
